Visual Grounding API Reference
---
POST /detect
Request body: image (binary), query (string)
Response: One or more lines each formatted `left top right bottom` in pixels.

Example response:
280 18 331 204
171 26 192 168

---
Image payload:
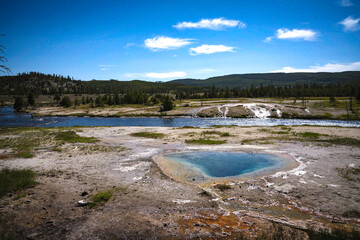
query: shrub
215 184 232 191
92 190 112 203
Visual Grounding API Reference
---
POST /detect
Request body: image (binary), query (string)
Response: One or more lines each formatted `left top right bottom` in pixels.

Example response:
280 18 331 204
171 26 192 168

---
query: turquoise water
164 151 284 178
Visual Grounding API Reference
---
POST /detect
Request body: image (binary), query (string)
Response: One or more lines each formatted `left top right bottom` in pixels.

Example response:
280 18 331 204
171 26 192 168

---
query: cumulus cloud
265 28 318 42
276 28 317 40
189 44 236 55
339 16 360 32
124 71 186 79
144 36 193 51
340 0 354 6
271 62 360 73
173 18 246 30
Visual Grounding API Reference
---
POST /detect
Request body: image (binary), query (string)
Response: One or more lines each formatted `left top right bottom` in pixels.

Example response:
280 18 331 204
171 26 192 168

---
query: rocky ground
0 125 359 239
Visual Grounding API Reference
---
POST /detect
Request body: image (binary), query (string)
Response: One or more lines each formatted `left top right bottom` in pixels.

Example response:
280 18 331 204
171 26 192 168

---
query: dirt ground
0 125 359 239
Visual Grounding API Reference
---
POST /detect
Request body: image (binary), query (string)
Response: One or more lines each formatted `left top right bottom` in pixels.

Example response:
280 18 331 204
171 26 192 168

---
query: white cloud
264 36 274 43
173 18 246 30
189 44 236 55
276 28 317 40
271 62 360 73
144 36 193 51
265 28 318 42
100 68 108 71
339 16 360 32
124 71 187 79
340 0 354 7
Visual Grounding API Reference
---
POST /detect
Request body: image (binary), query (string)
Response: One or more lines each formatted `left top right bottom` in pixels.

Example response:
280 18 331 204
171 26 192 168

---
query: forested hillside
0 71 359 99
170 71 360 88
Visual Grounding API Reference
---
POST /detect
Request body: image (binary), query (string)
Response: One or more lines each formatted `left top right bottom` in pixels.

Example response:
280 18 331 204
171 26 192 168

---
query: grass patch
130 131 165 139
185 139 226 145
0 130 47 158
79 145 126 154
323 137 360 147
343 210 360 218
215 184 232 191
335 166 360 182
202 130 231 137
15 150 34 158
54 131 98 143
93 190 113 203
89 190 113 207
52 147 62 152
211 125 236 128
271 131 289 134
259 128 271 132
300 132 322 139
306 228 360 240
280 126 292 131
0 169 36 197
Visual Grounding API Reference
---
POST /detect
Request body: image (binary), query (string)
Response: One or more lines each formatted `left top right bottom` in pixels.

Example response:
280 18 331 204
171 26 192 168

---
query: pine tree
27 92 35 106
114 93 120 105
95 96 104 107
161 96 174 111
14 97 24 111
74 98 80 106
59 96 72 108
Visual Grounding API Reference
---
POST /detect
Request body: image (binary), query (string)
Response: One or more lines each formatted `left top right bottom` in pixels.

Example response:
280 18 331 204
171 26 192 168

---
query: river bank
0 125 359 239
19 97 360 121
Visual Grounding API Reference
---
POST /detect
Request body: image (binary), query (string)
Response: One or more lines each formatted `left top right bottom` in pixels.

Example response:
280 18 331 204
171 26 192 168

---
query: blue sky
1 0 360 81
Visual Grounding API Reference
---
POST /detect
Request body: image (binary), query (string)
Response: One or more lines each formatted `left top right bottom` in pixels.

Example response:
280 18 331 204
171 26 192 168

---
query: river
1 107 360 128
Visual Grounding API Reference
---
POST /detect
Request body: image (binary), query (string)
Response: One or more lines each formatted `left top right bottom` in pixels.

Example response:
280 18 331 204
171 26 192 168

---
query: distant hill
0 71 359 96
0 72 187 95
170 72 360 88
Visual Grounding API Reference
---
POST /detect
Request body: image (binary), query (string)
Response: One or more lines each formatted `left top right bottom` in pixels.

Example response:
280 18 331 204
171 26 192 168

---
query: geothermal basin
155 151 298 185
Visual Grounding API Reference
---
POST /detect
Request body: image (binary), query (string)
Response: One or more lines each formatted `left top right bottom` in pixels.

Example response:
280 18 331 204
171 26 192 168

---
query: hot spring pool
156 151 295 185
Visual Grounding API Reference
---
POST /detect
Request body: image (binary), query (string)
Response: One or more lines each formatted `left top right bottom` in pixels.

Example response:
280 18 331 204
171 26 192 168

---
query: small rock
26 200 31 203
42 206 47 210
163 223 168 227
76 200 91 207
81 191 88 196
